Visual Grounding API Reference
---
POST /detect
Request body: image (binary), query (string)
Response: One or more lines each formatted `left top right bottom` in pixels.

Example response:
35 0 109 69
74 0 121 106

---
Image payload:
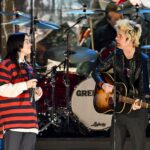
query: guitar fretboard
119 95 150 109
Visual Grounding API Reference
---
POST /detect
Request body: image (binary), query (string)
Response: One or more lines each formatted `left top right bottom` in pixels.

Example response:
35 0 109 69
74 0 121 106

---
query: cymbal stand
112 43 117 150
30 0 36 69
64 16 86 126
39 62 65 132
48 66 59 127
27 0 37 109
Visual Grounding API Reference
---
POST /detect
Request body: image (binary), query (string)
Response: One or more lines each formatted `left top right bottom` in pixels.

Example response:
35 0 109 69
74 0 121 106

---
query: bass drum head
71 77 112 131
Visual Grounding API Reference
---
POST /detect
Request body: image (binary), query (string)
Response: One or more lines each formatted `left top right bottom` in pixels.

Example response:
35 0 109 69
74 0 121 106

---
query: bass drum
71 77 112 130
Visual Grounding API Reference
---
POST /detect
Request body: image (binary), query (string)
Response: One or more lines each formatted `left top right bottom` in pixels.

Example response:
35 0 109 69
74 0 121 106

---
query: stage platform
36 137 150 150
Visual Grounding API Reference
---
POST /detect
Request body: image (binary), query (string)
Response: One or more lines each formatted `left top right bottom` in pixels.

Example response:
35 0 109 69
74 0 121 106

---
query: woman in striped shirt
0 32 43 150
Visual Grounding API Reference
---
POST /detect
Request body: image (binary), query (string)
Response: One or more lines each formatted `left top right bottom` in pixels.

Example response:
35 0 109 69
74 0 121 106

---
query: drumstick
89 17 95 50
79 28 91 46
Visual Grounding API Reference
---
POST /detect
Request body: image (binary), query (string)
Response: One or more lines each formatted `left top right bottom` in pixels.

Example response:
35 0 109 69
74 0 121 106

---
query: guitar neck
119 95 150 109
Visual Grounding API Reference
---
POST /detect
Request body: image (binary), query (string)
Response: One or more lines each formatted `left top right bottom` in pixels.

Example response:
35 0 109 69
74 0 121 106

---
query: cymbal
0 11 30 18
46 46 98 64
141 45 150 49
138 9 150 14
9 18 60 29
65 9 105 15
117 7 135 14
118 7 150 14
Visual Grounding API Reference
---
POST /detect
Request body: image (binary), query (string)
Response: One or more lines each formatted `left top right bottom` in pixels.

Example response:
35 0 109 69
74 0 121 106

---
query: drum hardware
62 14 89 126
64 6 105 15
44 60 65 77
0 9 60 29
38 113 51 133
62 73 71 126
38 62 66 132
46 46 98 65
141 45 150 49
48 65 64 128
39 16 91 129
7 17 60 29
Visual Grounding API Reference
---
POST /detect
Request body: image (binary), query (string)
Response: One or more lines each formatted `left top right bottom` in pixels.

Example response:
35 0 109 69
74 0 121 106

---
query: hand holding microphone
26 79 37 89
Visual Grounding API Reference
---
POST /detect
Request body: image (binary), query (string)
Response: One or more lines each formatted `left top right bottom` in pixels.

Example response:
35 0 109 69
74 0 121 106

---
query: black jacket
92 49 150 100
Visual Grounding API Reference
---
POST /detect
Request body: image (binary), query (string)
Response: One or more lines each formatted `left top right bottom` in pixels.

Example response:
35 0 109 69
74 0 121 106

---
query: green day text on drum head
76 89 94 96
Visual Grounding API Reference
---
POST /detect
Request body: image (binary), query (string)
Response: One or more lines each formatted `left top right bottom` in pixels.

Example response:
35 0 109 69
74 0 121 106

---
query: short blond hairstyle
115 19 142 47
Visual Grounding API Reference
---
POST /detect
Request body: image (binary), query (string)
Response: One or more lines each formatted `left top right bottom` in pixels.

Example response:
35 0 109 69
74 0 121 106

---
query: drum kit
1 2 150 136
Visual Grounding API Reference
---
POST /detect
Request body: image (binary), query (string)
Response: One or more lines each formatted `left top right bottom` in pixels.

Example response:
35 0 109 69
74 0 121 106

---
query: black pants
111 109 148 150
3 130 36 150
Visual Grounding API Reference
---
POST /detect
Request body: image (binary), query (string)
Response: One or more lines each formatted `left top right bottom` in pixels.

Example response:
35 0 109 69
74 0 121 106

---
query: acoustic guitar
94 73 150 114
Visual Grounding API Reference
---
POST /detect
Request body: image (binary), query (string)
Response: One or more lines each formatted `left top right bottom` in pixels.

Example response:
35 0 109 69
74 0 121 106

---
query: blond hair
115 19 142 47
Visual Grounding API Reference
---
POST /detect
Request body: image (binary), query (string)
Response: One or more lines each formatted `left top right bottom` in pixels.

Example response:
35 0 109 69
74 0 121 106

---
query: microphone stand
64 15 86 126
112 43 117 150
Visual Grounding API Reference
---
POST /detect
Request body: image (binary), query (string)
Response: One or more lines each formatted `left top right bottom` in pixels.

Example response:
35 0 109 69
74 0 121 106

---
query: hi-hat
9 18 60 29
46 46 98 64
141 45 150 49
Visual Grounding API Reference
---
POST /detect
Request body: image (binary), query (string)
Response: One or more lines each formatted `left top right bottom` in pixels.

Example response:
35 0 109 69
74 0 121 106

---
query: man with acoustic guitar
92 18 150 150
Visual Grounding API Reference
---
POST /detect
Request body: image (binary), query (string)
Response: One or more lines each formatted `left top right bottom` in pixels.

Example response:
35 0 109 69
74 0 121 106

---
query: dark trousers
111 110 148 150
3 130 36 150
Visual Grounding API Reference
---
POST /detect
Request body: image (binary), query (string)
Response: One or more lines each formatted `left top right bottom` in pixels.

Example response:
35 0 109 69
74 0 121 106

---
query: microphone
79 28 91 46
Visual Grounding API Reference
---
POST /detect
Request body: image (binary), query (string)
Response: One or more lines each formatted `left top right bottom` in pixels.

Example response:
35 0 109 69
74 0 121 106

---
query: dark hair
5 32 28 66
6 32 27 59
105 2 120 18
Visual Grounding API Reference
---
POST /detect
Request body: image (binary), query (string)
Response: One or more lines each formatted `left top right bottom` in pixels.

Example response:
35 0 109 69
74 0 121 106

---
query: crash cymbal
9 18 60 29
46 46 98 64
65 9 105 15
141 45 150 49
35 20 60 29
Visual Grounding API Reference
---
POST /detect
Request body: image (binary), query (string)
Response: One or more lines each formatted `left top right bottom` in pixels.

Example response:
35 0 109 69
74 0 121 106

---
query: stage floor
36 119 150 150
36 137 150 150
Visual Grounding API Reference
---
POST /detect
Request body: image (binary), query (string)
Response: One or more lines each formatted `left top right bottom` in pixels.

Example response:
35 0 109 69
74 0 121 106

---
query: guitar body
94 89 114 114
94 73 134 114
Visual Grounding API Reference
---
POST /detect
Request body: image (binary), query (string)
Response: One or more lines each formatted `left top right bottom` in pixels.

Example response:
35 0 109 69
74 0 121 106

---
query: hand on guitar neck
132 99 142 110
